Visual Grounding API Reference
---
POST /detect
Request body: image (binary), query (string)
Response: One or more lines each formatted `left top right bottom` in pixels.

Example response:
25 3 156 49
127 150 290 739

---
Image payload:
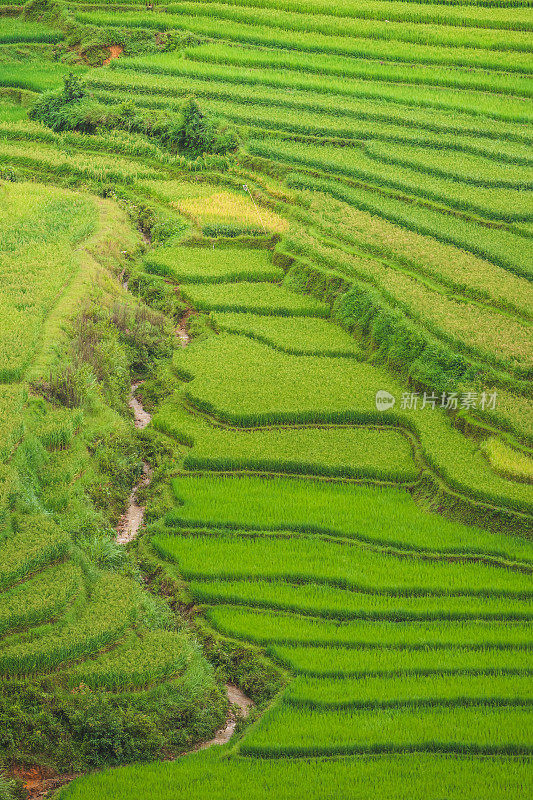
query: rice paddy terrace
0 0 532 798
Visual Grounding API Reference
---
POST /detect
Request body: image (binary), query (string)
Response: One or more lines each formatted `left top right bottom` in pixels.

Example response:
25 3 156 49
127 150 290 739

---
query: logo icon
375 390 395 411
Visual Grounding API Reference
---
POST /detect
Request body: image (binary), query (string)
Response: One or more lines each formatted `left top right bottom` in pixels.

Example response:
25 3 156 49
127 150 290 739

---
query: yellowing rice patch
176 190 288 233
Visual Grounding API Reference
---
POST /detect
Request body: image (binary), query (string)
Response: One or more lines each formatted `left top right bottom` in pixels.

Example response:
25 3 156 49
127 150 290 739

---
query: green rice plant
151 532 532 598
141 178 288 234
178 4 533 36
89 69 533 145
4 0 532 784
113 51 533 125
36 406 84 451
0 119 224 172
480 438 533 484
177 282 330 316
63 629 198 691
143 245 284 283
0 465 18 530
91 82 533 227
282 229 533 377
140 2 533 52
0 100 28 124
75 9 533 71
0 179 97 249
241 702 533 755
190 579 533 621
0 61 86 93
286 673 533 709
0 120 193 169
0 514 69 591
56 748 533 800
364 141 533 189
0 139 164 184
305 193 533 318
166 475 533 563
172 336 533 514
272 643 533 676
185 41 533 98
205 606 533 649
0 182 98 382
211 312 362 356
287 174 533 280
0 20 62 45
488 388 533 443
0 561 83 637
250 139 533 222
0 573 142 675
92 83 533 174
0 386 25 461
154 394 419 481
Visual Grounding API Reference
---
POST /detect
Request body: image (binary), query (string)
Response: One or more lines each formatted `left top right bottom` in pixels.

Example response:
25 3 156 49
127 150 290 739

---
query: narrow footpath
115 309 254 750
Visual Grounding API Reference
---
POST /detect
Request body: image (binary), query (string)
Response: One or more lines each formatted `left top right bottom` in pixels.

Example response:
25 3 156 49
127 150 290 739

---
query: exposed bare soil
177 309 193 347
102 44 123 66
115 382 153 544
9 765 77 800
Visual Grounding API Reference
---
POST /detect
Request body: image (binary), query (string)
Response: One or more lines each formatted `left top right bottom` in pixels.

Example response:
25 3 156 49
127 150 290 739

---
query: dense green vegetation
172 335 533 513
58 749 533 800
242 703 533 755
0 0 531 798
165 475 533 561
153 399 419 481
0 182 226 786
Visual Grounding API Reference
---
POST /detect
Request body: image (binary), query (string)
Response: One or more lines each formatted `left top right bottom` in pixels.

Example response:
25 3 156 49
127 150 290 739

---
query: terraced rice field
0 0 531 798
63 239 533 796
0 178 225 793
0 181 217 676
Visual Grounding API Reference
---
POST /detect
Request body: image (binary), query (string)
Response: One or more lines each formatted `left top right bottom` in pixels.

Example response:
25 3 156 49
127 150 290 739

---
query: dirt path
115 382 152 544
116 309 192 544
19 313 250 796
12 685 252 798
129 381 152 430
114 316 255 740
195 683 254 750
177 309 193 347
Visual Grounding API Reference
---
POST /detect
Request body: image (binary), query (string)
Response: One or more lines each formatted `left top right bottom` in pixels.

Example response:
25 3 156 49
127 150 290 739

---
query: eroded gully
116 310 254 747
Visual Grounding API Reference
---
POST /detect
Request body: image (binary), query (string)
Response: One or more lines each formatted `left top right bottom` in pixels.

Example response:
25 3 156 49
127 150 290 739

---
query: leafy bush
0 773 24 800
30 76 238 157
0 678 222 770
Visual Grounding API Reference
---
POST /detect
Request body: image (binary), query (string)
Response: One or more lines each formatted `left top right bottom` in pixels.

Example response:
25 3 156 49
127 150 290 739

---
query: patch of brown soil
103 44 123 66
177 308 194 347
9 765 77 800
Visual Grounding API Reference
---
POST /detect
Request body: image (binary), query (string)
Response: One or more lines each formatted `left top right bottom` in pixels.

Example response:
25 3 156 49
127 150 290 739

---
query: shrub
0 773 24 800
30 77 238 156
